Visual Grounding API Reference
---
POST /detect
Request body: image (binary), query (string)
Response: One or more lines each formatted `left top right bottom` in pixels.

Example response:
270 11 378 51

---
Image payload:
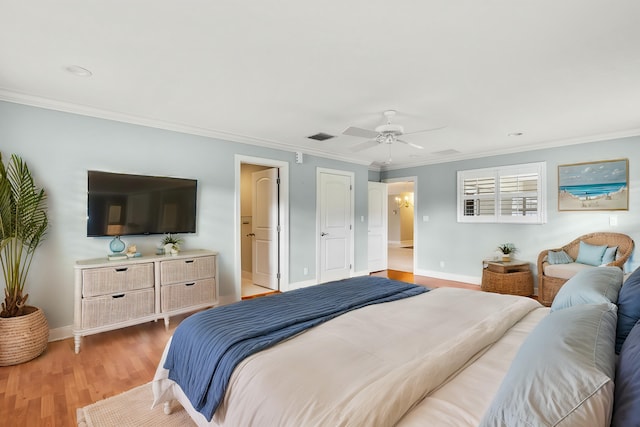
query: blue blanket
163 276 428 421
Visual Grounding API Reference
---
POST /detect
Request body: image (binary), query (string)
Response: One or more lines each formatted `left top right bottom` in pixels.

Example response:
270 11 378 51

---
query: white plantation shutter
457 162 546 224
461 173 496 218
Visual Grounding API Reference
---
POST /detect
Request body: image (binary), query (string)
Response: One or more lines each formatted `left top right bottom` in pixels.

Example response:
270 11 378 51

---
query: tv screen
87 171 197 237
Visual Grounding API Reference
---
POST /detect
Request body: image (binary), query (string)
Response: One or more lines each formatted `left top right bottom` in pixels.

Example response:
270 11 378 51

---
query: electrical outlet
303 267 308 275
439 261 445 268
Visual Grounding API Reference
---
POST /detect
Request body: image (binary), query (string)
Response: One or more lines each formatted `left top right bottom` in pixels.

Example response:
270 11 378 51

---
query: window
457 162 546 224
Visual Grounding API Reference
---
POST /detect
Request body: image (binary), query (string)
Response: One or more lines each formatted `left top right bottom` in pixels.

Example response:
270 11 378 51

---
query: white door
318 171 353 283
368 182 388 272
252 168 279 290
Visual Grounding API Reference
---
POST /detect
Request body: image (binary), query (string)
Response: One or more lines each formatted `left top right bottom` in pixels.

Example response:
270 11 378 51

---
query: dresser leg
74 335 81 354
164 317 170 331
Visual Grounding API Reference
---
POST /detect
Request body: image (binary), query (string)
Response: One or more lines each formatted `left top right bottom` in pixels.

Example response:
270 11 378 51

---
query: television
87 171 197 237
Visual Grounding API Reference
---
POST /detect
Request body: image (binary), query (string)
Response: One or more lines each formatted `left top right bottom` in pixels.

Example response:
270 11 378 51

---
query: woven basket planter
0 306 49 366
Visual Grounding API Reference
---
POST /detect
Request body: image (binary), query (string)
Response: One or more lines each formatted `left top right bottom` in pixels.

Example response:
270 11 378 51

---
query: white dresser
73 249 218 353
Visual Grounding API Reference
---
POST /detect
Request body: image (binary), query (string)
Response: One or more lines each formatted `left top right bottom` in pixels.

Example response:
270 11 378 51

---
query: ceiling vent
307 132 335 141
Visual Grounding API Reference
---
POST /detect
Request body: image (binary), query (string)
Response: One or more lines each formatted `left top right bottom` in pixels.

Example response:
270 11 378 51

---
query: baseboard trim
414 268 481 286
287 279 317 291
49 325 73 342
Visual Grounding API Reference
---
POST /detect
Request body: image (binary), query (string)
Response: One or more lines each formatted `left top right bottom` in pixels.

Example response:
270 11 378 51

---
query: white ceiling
2 1 640 170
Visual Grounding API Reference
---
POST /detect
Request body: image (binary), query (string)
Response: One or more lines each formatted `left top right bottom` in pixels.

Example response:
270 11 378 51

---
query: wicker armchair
537 232 634 306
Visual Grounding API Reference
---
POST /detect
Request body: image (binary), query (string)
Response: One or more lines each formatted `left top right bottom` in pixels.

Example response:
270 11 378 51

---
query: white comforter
153 287 543 426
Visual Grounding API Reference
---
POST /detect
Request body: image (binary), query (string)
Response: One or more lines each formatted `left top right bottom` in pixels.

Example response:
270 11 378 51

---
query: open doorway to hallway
235 155 290 302
387 181 414 273
240 163 279 299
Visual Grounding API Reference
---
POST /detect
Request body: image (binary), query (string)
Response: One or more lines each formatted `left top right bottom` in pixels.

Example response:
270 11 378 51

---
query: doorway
386 179 416 273
235 155 289 300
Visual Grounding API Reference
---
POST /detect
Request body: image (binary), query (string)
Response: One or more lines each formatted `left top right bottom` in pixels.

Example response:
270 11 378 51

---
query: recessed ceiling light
508 132 523 137
65 65 93 77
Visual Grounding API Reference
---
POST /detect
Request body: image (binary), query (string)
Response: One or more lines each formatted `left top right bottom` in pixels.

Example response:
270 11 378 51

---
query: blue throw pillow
547 250 574 265
480 303 617 427
617 267 640 353
612 319 640 426
550 267 623 312
576 241 608 266
601 246 618 265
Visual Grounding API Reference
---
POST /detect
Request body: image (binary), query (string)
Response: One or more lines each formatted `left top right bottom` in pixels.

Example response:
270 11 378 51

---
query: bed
152 267 640 427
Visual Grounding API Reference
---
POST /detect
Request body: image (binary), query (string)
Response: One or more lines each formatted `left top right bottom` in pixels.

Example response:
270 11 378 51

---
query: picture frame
558 158 629 211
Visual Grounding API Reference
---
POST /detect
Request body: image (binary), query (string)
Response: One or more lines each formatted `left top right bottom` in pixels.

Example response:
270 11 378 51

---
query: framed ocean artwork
558 158 629 211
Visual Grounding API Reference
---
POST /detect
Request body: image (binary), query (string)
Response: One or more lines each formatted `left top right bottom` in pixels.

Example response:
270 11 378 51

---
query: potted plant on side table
0 153 49 366
497 243 517 262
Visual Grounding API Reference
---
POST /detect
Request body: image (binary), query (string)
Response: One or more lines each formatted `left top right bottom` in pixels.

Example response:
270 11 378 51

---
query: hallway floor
242 276 277 299
388 244 413 273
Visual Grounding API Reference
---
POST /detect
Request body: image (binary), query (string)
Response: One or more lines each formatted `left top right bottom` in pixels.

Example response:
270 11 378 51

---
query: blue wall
383 137 640 283
0 101 369 329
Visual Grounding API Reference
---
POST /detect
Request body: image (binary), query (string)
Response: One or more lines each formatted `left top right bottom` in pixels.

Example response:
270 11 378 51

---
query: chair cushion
616 266 640 353
551 267 623 312
548 249 574 265
601 246 618 265
480 303 617 427
612 319 640 426
544 262 594 281
576 241 608 266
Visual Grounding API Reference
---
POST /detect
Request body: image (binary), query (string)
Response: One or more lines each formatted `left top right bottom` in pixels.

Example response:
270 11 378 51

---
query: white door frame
383 176 417 271
235 155 289 299
316 167 355 282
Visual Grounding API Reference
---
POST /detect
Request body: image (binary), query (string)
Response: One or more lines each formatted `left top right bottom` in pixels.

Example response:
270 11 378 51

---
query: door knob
321 232 329 236
247 233 256 237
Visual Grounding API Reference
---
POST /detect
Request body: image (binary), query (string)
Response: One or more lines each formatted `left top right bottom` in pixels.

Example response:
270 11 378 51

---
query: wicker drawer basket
82 263 154 297
82 288 154 329
161 278 216 312
160 256 216 285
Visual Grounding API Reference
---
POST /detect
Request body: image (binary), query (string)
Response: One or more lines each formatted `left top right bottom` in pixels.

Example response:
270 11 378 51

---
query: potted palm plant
0 153 49 366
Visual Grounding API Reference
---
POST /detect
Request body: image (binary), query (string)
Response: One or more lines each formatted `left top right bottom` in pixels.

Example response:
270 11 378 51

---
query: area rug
77 382 195 426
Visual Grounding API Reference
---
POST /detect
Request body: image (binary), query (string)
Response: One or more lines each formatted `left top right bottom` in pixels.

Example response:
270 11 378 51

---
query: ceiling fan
342 110 444 154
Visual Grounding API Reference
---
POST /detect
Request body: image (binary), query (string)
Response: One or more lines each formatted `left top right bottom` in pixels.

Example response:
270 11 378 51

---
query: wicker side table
481 259 534 297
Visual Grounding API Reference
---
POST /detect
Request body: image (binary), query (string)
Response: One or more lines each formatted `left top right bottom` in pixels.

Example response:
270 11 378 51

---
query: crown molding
380 128 640 171
0 89 371 167
2 89 638 172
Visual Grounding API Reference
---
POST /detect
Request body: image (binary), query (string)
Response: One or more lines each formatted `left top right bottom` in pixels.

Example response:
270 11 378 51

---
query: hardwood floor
0 272 474 426
371 269 480 291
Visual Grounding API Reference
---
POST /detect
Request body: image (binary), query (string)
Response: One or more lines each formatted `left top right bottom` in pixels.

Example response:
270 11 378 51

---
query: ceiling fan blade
342 126 379 139
349 140 379 152
402 125 446 136
397 139 424 149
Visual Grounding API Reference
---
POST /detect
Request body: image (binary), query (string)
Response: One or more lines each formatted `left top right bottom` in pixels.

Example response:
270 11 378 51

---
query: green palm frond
0 153 48 317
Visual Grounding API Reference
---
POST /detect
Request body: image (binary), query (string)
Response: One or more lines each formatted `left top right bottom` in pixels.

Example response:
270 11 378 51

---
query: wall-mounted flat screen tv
87 171 197 237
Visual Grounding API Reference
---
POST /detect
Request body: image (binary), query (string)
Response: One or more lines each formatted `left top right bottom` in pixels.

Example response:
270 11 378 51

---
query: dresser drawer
160 256 216 285
81 288 154 329
161 278 216 312
82 263 154 297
